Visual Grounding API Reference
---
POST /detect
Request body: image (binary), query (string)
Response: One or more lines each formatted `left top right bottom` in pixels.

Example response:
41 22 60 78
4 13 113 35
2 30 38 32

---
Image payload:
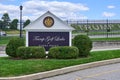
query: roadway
5 33 120 38
72 34 120 38
42 62 120 80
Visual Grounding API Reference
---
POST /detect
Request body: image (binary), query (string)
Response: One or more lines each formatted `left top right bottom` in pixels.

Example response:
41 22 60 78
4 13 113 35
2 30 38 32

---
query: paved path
0 53 8 57
0 51 7 57
42 62 120 80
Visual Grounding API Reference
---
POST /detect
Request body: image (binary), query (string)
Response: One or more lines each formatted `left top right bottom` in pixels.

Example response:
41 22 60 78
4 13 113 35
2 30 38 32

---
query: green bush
6 37 25 58
48 46 79 59
17 46 46 59
73 35 92 57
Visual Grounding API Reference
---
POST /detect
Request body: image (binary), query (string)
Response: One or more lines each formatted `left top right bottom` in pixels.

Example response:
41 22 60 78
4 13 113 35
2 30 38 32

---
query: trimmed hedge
73 35 92 57
17 46 46 59
6 37 25 58
48 46 79 59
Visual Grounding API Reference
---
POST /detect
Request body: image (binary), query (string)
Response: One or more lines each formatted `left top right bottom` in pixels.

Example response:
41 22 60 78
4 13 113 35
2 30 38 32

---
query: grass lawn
0 50 120 77
0 36 20 46
4 30 25 34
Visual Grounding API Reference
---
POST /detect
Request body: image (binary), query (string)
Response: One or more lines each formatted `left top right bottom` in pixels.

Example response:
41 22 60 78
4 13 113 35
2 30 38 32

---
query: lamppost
19 5 23 38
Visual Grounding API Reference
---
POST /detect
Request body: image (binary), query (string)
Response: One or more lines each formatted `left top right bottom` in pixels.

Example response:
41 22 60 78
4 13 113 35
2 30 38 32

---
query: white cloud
0 0 89 20
102 12 115 17
0 3 19 20
0 4 18 13
22 0 89 20
107 5 115 9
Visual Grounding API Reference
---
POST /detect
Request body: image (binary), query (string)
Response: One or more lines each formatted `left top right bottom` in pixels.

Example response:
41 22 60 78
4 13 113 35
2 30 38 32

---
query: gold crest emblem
43 16 54 28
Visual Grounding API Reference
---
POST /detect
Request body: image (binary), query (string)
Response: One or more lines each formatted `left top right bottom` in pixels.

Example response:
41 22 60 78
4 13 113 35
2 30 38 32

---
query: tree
23 19 31 28
0 20 3 30
1 13 11 29
10 19 18 30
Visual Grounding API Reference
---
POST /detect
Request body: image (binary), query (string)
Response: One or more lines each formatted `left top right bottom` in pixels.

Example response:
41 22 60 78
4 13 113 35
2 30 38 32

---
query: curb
1 58 120 80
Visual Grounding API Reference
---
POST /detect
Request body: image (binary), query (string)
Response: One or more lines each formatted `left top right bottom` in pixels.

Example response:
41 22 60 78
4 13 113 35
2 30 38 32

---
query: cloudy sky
0 0 120 21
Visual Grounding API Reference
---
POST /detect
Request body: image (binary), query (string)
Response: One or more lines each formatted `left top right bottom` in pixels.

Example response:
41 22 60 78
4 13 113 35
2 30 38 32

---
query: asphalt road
6 34 120 38
42 63 120 80
72 34 120 38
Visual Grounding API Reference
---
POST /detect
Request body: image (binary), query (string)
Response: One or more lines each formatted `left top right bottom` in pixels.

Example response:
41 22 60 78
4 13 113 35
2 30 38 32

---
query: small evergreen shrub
48 46 79 59
6 37 25 58
17 46 46 59
73 35 92 57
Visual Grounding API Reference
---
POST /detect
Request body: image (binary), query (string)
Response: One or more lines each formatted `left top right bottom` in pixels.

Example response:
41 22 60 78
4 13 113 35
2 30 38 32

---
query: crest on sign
43 16 54 28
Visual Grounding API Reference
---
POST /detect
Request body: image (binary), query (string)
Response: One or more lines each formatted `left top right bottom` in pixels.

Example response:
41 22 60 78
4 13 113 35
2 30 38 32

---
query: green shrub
48 46 79 59
6 37 25 58
73 35 92 57
17 46 46 59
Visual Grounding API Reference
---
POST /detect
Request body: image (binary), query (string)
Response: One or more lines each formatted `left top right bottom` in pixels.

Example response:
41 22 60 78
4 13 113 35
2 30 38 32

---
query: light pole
20 5 23 38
